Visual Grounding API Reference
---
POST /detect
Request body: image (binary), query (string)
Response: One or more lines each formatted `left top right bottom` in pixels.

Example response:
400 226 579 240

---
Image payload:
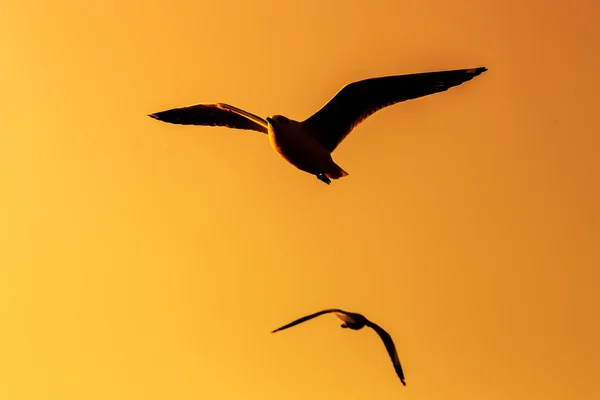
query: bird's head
335 312 366 330
266 115 290 126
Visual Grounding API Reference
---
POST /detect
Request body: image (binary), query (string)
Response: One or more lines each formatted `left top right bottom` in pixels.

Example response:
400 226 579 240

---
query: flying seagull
149 67 487 185
271 308 407 386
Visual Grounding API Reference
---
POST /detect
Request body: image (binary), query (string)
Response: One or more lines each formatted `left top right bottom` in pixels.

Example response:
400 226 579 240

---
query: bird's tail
325 163 349 180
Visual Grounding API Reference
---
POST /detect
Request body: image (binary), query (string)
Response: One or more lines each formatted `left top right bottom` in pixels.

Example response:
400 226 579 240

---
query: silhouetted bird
149 67 487 185
271 308 407 385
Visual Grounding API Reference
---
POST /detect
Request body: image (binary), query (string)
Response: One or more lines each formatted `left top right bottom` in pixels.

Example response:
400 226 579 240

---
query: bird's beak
266 117 273 124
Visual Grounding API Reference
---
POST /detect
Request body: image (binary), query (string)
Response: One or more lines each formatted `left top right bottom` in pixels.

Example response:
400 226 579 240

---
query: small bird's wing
148 103 268 134
271 309 347 333
302 67 487 152
365 319 406 386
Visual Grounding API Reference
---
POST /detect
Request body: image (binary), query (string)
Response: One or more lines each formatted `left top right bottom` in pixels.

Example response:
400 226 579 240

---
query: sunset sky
1 1 599 399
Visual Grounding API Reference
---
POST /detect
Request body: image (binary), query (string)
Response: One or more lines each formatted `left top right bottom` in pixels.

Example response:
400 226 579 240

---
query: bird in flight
149 67 487 185
271 308 407 386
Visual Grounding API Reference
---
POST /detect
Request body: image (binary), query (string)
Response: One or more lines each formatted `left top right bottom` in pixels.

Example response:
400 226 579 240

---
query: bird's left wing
365 320 406 386
302 67 487 152
149 103 268 134
271 309 346 333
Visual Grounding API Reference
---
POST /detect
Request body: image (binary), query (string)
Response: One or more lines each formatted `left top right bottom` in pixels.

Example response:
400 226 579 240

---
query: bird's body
149 67 487 184
335 311 367 329
267 116 348 183
271 308 407 386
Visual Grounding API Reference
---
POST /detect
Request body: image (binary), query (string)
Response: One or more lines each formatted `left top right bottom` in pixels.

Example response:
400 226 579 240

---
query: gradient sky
1 1 599 399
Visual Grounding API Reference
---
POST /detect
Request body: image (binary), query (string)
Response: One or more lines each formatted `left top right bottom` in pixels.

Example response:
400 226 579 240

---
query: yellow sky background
1 0 599 399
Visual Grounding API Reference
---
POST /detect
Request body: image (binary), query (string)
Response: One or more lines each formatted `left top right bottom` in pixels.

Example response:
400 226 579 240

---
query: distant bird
271 308 407 386
149 67 487 185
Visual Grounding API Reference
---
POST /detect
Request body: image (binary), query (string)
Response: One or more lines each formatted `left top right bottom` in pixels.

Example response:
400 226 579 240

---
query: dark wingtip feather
401 378 406 386
468 67 488 76
146 109 184 124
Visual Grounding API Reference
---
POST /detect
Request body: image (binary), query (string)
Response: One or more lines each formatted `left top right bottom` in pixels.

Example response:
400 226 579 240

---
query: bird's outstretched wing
302 67 488 152
271 309 347 333
148 103 268 134
365 319 406 386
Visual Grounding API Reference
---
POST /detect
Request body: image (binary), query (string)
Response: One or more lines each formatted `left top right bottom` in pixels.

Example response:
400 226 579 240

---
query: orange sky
1 1 599 399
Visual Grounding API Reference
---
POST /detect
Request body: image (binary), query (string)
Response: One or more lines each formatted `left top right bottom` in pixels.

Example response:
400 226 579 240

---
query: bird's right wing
366 320 406 386
271 309 347 333
148 103 268 134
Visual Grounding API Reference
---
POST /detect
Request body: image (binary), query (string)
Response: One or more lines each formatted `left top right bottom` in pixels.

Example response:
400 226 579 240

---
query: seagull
271 308 407 386
149 67 487 185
